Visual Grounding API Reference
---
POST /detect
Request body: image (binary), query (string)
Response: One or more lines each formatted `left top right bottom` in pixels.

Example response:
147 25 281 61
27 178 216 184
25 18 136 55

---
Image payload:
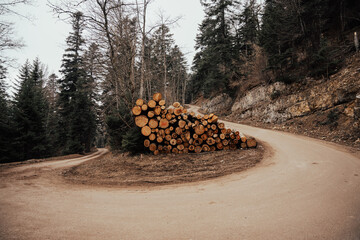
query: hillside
200 53 360 149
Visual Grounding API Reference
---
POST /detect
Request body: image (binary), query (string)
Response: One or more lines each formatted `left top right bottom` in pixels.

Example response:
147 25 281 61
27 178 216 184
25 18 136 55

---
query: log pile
132 93 257 155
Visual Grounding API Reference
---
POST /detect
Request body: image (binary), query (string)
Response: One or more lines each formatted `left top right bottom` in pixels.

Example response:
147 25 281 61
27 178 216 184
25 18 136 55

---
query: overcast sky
3 0 205 92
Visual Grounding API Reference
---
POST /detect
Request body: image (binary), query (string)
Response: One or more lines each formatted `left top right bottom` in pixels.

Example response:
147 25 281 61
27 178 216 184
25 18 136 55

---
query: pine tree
235 0 260 56
168 45 188 104
150 24 175 100
192 0 237 96
13 60 49 161
0 65 15 162
259 0 344 81
58 11 96 154
44 73 60 153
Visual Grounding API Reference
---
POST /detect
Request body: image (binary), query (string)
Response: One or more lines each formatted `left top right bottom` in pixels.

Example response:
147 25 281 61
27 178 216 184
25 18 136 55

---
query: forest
1 0 359 162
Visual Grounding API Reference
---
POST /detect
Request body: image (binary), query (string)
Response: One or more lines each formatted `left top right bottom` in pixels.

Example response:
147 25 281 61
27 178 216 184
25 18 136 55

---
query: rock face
198 54 360 147
201 55 359 125
201 93 232 114
230 61 360 123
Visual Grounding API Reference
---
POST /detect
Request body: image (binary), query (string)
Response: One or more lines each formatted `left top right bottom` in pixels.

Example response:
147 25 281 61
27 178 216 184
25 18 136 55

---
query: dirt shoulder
0 149 99 170
62 144 264 187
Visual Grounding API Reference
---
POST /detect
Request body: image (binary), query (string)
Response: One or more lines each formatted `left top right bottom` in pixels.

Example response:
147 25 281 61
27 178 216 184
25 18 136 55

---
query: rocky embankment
200 54 360 148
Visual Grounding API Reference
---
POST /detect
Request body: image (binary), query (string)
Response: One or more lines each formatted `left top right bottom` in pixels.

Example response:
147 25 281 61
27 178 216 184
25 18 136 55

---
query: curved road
1 107 360 239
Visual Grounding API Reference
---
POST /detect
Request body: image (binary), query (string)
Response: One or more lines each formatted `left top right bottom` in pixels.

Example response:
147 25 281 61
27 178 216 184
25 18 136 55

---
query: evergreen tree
13 60 49 161
168 45 188 104
0 65 15 162
235 0 260 56
149 24 175 100
259 0 299 79
44 73 60 153
192 0 238 96
58 12 96 154
259 0 353 81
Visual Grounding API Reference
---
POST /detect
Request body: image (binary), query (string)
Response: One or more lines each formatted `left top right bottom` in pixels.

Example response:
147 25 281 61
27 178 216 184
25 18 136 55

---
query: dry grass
63 146 264 187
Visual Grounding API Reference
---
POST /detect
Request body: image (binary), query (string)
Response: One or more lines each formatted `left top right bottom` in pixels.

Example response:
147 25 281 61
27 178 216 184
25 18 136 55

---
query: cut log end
135 115 148 128
153 92 162 102
148 100 156 108
132 105 142 116
173 102 181 108
141 126 151 136
136 99 144 106
149 119 159 129
159 118 169 129
247 138 257 148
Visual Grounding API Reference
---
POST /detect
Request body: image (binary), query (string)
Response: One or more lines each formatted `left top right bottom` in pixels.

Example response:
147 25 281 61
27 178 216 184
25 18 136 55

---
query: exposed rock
287 101 311 117
344 103 355 118
229 59 360 124
198 54 360 148
201 93 232 114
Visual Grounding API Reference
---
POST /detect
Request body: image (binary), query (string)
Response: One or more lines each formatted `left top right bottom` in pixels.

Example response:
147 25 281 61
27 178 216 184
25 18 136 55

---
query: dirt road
1 106 360 239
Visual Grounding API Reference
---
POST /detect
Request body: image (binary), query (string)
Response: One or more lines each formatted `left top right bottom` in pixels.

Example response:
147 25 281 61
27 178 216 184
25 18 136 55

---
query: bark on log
239 132 247 143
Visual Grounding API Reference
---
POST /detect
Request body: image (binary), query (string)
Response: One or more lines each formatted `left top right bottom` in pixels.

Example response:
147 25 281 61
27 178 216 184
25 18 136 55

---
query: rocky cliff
200 54 360 148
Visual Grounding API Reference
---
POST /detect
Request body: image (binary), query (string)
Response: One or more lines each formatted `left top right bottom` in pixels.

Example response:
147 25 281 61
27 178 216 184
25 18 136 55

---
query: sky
3 0 205 92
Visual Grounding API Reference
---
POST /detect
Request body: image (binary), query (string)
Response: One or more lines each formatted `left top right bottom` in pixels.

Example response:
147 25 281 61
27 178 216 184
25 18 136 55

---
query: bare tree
0 0 30 67
135 0 152 100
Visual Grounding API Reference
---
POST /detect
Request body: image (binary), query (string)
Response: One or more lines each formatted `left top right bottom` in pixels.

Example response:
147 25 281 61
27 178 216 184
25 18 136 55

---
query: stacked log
132 93 257 155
